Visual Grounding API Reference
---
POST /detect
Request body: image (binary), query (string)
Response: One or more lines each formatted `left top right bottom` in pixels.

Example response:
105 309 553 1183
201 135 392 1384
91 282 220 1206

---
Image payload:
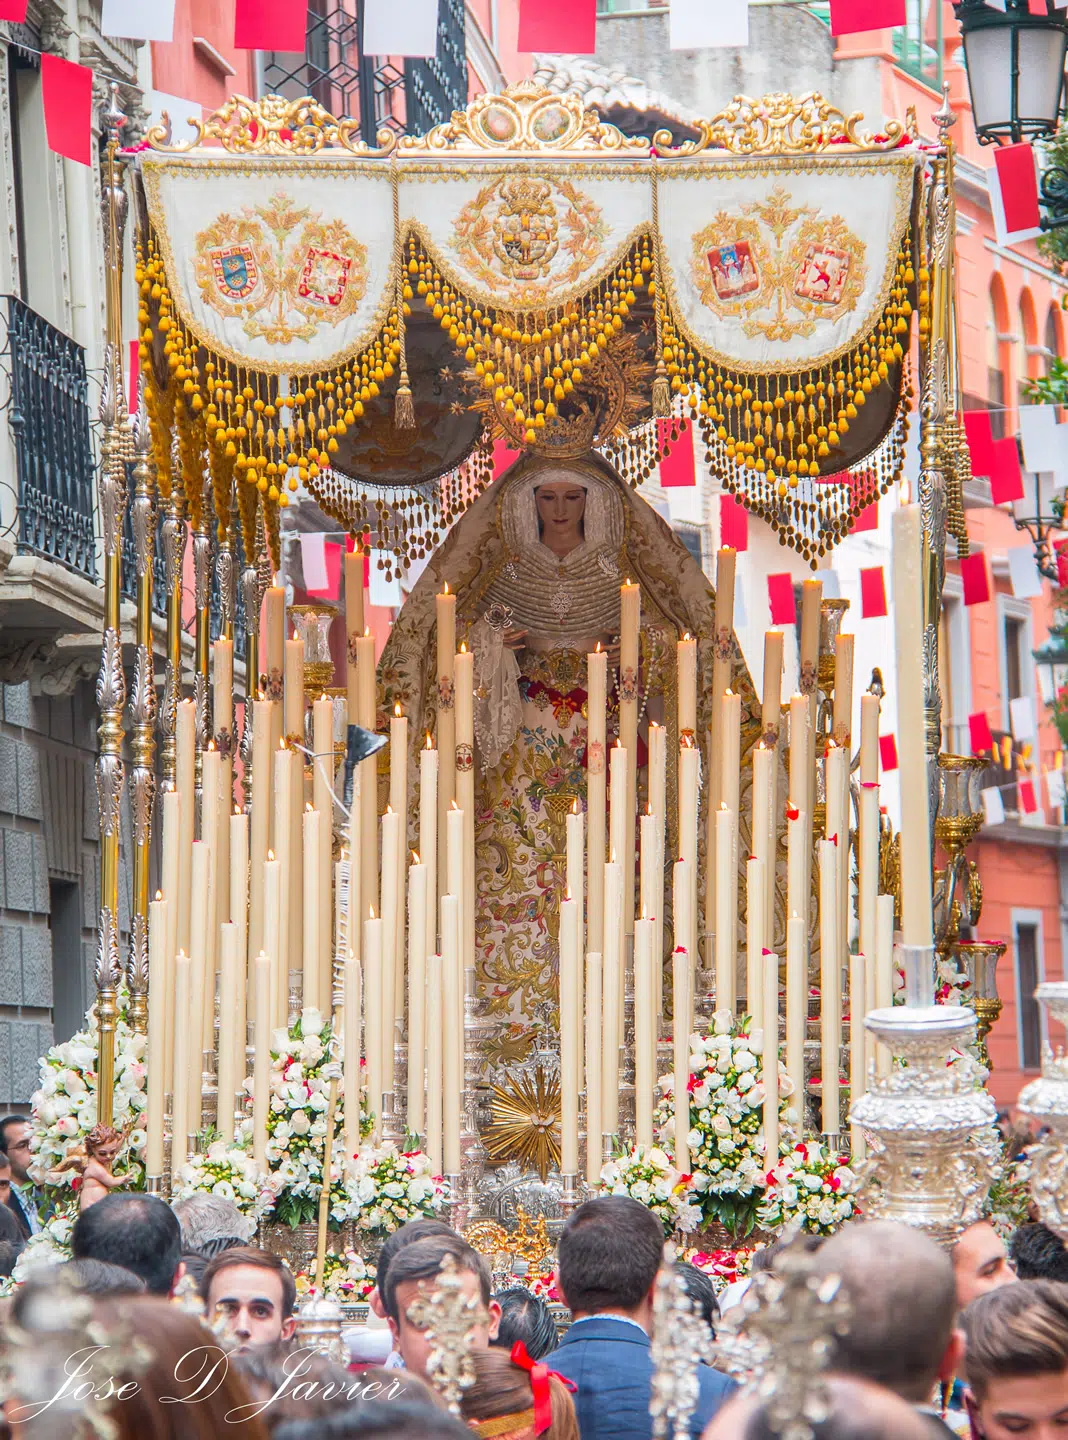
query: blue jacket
549 1316 736 1440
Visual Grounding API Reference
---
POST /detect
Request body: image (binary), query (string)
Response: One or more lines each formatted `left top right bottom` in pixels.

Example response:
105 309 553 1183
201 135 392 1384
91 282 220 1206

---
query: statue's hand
503 629 528 652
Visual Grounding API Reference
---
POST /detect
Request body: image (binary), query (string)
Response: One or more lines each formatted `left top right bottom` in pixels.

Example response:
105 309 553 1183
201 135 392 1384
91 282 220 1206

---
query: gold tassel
652 361 671 419
394 370 416 429
391 155 416 429
650 155 671 421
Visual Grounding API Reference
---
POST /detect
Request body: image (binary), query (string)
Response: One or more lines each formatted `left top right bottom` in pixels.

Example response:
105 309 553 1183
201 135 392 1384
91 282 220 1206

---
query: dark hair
0 1116 29 1152
461 1345 578 1440
751 1234 824 1274
200 1245 298 1320
1011 1223 1068 1283
179 1251 209 1287
382 1235 491 1324
491 1287 558 1360
374 1218 456 1298
963 1278 1068 1401
676 1262 719 1339
61 1257 147 1295
273 1402 471 1440
70 1193 181 1297
556 1196 663 1315
742 1376 929 1440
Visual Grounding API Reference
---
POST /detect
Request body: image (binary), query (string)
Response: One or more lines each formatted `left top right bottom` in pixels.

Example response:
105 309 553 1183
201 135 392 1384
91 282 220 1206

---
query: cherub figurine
51 1122 131 1211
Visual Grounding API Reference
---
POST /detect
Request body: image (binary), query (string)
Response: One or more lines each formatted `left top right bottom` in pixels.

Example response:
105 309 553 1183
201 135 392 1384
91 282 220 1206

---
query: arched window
988 274 1012 438
1020 288 1040 396
1046 303 1064 371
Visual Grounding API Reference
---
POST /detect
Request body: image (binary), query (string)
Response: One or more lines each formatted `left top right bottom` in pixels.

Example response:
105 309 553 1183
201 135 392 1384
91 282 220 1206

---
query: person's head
232 1350 400 1432
954 1220 1016 1311
813 1220 960 1403
0 1152 12 1207
675 1262 719 1343
70 1192 182 1297
368 1217 457 1321
963 1278 1068 1439
171 1191 253 1257
201 1246 297 1353
0 1115 33 1183
492 1288 558 1361
84 1122 125 1168
382 1235 501 1378
555 1196 664 1327
60 1257 147 1295
1011 1224 1068 1283
461 1343 578 1440
534 479 586 546
702 1375 933 1440
273 1403 472 1440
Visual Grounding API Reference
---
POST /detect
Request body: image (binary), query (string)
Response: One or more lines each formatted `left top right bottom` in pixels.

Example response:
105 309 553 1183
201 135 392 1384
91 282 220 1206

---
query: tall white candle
189 841 213 1096
302 808 322 1013
677 632 697 740
825 742 851 989
284 635 304 743
441 893 462 1173
892 501 934 947
559 896 580 1173
762 949 780 1163
160 789 180 1103
436 587 457 913
833 632 854 748
248 699 273 966
761 631 784 745
609 742 628 878
407 859 428 1137
264 586 285 696
715 806 737 1015
746 855 765 1031
176 699 195 956
634 916 655 1148
343 950 362 1163
171 951 192 1171
356 630 378 960
849 948 867 1159
640 811 658 933
875 892 895 1075
648 722 667 1012
751 743 775 952
619 580 641 938
860 692 880 785
585 952 603 1187
263 852 282 1033
216 922 241 1142
229 810 249 1045
420 738 439 957
425 951 443 1172
272 745 293 1024
819 837 841 1136
146 895 168 1177
786 914 807 1117
586 647 607 954
390 705 410 1016
799 578 822 704
345 548 365 720
200 744 222 1047
214 636 234 747
312 695 334 1002
858 783 880 981
252 951 271 1170
364 909 384 1130
567 803 584 953
446 804 465 1075
679 740 700 967
673 940 691 1174
706 548 737 942
601 860 623 1137
454 648 475 981
379 808 401 1093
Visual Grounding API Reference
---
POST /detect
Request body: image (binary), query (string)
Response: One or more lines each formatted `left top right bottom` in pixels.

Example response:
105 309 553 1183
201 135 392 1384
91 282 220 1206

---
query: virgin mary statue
379 451 757 1064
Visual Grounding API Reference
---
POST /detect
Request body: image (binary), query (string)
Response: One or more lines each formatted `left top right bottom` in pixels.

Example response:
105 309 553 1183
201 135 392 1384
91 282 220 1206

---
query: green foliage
1022 357 1068 406
1038 130 1068 274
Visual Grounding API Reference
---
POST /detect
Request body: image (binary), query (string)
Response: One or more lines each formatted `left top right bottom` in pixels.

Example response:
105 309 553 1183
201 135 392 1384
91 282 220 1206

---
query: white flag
1047 768 1067 810
102 0 176 42
670 0 749 49
363 0 439 58
981 785 1006 826
1010 694 1036 741
369 549 403 609
300 533 329 593
1007 544 1043 599
1019 405 1060 474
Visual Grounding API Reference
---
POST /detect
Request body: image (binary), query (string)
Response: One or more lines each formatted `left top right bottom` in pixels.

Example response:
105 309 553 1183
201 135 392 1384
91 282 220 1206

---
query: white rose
691 1083 711 1108
290 1112 311 1136
707 1073 725 1091
747 1030 765 1056
56 1116 79 1137
734 1050 757 1071
712 1009 734 1034
647 1147 670 1170
38 1102 57 1126
686 1127 702 1149
212 1181 236 1201
802 1173 823 1192
737 1072 755 1092
300 1008 325 1037
301 1038 324 1066
271 1028 290 1053
630 1180 651 1203
719 1138 736 1155
716 1052 732 1074
307 1090 328 1112
712 1113 731 1136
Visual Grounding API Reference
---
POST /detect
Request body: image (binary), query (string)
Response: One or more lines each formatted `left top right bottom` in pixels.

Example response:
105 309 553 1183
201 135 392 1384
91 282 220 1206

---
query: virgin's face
535 481 586 541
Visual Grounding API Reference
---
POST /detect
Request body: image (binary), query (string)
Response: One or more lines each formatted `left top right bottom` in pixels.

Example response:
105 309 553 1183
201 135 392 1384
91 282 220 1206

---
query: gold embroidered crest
194 191 367 345
691 185 865 344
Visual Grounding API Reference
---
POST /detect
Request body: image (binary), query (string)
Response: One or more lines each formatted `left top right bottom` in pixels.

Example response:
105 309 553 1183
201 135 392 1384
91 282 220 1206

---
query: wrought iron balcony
4 294 96 581
120 494 168 616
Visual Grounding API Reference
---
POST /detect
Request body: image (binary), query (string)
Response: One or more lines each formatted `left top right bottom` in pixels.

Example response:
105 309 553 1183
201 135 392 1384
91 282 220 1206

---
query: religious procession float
21 76 1068 1339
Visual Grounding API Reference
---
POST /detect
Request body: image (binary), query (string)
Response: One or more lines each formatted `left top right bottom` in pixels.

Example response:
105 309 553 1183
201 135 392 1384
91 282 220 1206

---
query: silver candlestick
1018 982 1068 1236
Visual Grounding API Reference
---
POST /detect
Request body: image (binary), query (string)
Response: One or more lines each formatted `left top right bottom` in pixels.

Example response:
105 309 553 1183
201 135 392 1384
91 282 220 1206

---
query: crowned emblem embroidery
210 243 259 301
706 241 759 300
298 247 352 309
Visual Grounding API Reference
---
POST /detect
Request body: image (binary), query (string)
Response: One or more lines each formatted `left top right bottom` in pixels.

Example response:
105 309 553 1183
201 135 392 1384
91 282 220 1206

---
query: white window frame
1011 905 1048 1070
997 593 1036 733
940 574 972 755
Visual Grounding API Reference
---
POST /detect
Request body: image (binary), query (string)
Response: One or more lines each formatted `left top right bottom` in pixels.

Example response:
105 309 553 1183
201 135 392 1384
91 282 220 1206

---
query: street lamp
1033 632 1068 708
1012 467 1062 581
953 0 1068 145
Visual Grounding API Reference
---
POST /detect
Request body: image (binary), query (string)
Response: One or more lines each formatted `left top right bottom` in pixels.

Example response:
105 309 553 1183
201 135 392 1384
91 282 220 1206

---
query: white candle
160 789 180 1103
343 949 362 1163
436 587 457 911
420 738 439 957
677 632 697 740
640 811 658 932
799 577 822 703
746 855 765 1031
609 742 628 879
601 860 623 1137
302 808 321 1013
860 692 880 785
566 803 584 953
425 951 443 1173
171 951 192 1171
216 922 241 1143
875 892 895 1074
560 896 580 1173
189 841 212 1097
146 895 168 1177
356 631 378 959
634 916 655 1148
819 837 841 1135
673 941 691 1174
833 632 854 748
264 586 285 695
284 635 304 742
390 706 409 1000
786 914 807 1116
715 807 737 1015
825 742 851 991
263 851 283 1033
762 949 780 1163
229 810 249 1024
272 746 293 1025
441 893 462 1173
850 947 867 1159
761 631 784 744
364 909 384 1129
585 952 603 1186
345 547 365 720
252 951 271 1170
892 501 934 947
586 647 607 954
718 690 742 974
248 699 273 966
619 580 641 940
379 808 401 1094
454 649 475 981
446 804 465 1075
214 636 234 747
751 743 775 950
679 741 700 967
176 699 195 956
858 783 880 980
648 722 667 1012
312 696 334 1003
407 859 428 1137
706 548 737 942
200 745 222 1048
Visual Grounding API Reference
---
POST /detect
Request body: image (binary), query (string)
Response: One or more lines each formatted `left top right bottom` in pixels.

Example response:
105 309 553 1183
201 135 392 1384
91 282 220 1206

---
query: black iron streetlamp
1012 466 1063 581
953 0 1068 146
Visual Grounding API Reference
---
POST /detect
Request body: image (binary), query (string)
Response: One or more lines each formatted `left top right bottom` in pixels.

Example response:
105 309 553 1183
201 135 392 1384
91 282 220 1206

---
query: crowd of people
0 1113 1065 1438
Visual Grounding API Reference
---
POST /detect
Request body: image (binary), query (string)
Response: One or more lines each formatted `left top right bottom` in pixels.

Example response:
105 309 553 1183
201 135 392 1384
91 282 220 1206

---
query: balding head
702 1375 933 1440
812 1220 958 1403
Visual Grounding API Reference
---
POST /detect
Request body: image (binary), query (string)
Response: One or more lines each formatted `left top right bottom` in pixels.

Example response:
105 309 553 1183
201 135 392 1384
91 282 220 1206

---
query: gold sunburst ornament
486 1067 562 1181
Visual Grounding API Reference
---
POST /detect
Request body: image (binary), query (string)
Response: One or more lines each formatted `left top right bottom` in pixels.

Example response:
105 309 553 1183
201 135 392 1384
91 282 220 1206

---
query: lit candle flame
364 626 371 638
425 732 433 749
443 581 450 595
683 632 691 641
899 476 911 505
460 641 467 654
595 641 602 653
234 805 241 815
267 849 275 861
395 703 403 717
154 889 162 902
572 798 579 814
369 905 376 920
564 886 572 901
450 799 459 810
412 850 420 864
386 805 393 815
207 740 215 752
305 802 313 812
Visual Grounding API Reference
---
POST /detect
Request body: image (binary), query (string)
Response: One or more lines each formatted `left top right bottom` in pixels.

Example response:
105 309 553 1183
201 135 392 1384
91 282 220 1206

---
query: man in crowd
812 1220 961 1438
1010 1222 1068 1283
381 1233 501 1378
962 1278 1068 1438
172 1191 251 1258
362 1218 462 1368
70 1192 183 1296
0 1115 39 1238
551 1195 735 1440
953 1220 1015 1310
200 1245 297 1353
702 1375 934 1440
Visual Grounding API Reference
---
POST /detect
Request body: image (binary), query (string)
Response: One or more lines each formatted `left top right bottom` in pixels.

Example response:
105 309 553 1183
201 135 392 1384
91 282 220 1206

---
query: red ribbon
510 1342 576 1434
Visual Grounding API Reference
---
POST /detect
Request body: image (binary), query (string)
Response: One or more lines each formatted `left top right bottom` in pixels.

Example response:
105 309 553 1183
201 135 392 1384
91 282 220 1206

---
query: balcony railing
4 295 95 581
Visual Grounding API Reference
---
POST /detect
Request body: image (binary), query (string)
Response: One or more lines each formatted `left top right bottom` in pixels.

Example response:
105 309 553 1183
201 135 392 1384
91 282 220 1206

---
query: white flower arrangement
655 1010 796 1237
599 1144 701 1235
343 1145 449 1235
171 1139 274 1227
29 988 147 1194
758 1141 860 1237
0 1200 80 1295
294 1250 377 1304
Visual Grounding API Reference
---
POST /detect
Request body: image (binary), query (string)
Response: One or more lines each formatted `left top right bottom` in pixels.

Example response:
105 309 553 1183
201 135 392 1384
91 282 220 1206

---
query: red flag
0 0 28 19
41 54 94 167
993 143 1042 234
1028 0 1048 15
1019 777 1038 814
719 493 749 551
968 711 995 756
307 541 342 600
879 734 899 772
961 552 992 607
859 566 888 619
829 0 906 34
518 0 596 52
657 419 696 488
989 436 1025 505
767 573 796 627
963 410 998 479
235 0 309 50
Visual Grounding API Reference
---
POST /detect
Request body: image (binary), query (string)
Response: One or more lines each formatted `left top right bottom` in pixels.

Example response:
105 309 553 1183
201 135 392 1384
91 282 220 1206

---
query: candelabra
849 946 997 1246
954 940 1006 1069
294 1295 347 1363
1017 983 1068 1235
